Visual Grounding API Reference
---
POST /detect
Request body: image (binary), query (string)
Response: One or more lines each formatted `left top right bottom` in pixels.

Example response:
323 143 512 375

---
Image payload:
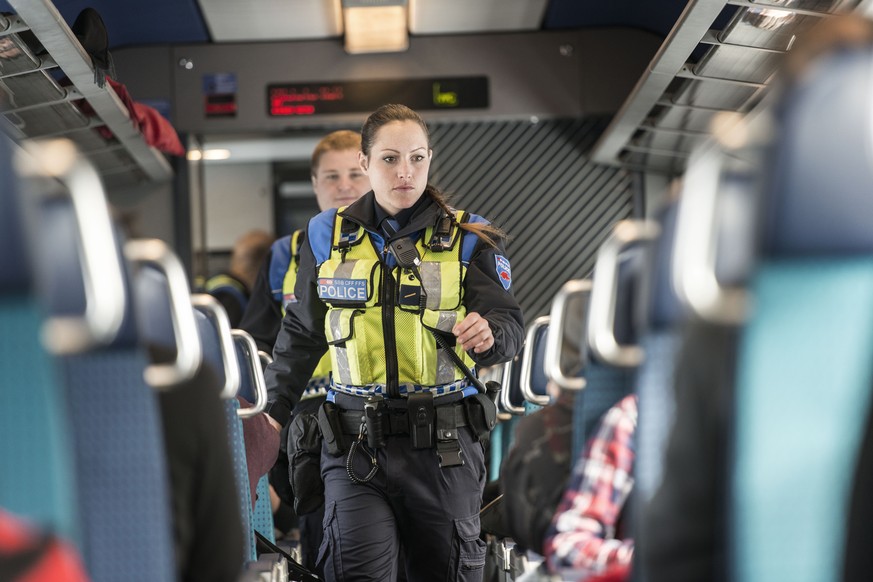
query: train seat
731 45 873 582
31 147 175 582
0 135 78 542
633 201 685 518
231 329 275 550
571 224 652 460
520 316 551 411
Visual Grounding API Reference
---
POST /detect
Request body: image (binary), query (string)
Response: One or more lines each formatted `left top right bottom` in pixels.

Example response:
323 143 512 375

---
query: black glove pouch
463 392 498 443
287 411 325 516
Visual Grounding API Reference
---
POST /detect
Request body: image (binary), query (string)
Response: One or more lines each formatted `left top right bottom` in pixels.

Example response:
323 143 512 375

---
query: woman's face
359 120 431 217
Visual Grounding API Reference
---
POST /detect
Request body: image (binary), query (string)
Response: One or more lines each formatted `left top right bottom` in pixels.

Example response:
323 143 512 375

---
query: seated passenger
205 229 274 327
500 382 575 555
543 394 638 581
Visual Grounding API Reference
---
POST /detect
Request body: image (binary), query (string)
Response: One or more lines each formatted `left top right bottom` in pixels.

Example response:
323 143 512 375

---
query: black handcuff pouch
463 391 499 443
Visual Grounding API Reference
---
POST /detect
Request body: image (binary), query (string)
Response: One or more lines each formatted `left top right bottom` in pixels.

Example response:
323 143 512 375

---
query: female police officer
264 103 524 581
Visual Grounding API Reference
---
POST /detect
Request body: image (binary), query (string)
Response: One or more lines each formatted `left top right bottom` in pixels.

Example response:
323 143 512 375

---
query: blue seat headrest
195 309 225 388
134 265 176 355
530 323 550 397
508 352 526 407
640 202 685 330
0 135 31 294
236 340 257 403
763 46 873 256
584 242 645 365
35 196 138 348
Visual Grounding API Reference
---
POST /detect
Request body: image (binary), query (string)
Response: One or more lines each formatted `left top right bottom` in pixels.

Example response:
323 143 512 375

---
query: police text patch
318 278 368 301
495 255 512 290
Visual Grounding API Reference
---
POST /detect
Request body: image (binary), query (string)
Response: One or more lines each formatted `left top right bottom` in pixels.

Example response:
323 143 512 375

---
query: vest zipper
382 261 400 398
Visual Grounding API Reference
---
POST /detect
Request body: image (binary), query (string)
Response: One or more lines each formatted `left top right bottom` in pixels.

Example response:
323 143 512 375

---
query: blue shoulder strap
308 208 339 266
268 234 293 303
461 213 490 265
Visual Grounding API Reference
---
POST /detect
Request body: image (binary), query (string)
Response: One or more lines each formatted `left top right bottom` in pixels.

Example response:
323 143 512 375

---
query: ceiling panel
671 78 760 109
0 0 211 48
720 7 819 50
693 43 782 83
590 0 872 175
409 0 548 34
543 0 689 36
197 0 343 42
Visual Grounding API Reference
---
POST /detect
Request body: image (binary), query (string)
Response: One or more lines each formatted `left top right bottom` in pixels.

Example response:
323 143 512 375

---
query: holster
407 392 435 449
317 401 347 456
287 411 324 515
463 392 498 443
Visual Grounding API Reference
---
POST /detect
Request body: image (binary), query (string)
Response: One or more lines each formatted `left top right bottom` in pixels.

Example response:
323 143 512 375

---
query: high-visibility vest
316 209 475 394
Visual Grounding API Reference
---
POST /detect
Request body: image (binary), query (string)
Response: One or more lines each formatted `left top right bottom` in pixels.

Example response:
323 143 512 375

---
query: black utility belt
317 391 497 468
336 401 468 437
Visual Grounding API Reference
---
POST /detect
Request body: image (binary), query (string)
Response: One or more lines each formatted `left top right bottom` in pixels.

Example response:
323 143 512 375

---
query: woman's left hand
453 312 494 354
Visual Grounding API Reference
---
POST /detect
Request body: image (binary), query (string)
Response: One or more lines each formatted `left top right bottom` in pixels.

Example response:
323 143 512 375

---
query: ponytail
424 185 507 249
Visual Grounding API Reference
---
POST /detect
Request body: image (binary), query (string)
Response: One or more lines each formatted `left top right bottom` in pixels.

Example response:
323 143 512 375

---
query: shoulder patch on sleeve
495 254 512 290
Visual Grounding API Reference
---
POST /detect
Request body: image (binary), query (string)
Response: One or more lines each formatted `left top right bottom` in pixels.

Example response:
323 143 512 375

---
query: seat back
730 46 873 582
634 202 685 508
191 291 273 563
571 224 653 459
519 316 551 410
0 136 77 542
31 144 175 582
234 329 275 545
223 396 258 561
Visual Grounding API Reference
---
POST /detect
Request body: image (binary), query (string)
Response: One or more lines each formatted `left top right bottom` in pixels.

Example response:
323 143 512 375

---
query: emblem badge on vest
318 278 368 301
495 255 512 290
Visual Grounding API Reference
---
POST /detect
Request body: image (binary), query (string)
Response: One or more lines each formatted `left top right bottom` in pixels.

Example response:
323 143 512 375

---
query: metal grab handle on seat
20 139 126 354
125 239 202 389
233 329 268 418
191 294 241 399
672 145 748 324
545 279 591 391
499 357 525 416
587 220 660 368
519 316 551 406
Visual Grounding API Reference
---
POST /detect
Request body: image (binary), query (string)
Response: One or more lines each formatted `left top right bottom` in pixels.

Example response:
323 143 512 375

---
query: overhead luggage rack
0 0 172 187
590 0 871 175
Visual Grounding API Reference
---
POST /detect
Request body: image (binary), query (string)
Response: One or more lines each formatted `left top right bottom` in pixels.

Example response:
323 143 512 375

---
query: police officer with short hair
264 104 524 581
239 129 369 572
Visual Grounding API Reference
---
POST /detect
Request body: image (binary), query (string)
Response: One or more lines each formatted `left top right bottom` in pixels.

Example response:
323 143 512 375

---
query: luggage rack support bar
8 0 172 183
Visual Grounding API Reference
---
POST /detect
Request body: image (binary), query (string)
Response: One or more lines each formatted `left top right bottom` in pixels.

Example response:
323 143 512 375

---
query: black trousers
318 426 487 582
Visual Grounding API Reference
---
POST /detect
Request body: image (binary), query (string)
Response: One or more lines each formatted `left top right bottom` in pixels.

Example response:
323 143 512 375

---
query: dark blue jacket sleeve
463 236 525 367
238 251 282 353
264 238 328 427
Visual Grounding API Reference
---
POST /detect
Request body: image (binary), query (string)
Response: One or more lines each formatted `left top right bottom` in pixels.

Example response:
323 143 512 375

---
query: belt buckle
437 448 465 468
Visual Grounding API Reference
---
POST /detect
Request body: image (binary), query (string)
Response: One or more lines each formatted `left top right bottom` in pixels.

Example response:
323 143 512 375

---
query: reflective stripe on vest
317 209 475 393
280 230 303 313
